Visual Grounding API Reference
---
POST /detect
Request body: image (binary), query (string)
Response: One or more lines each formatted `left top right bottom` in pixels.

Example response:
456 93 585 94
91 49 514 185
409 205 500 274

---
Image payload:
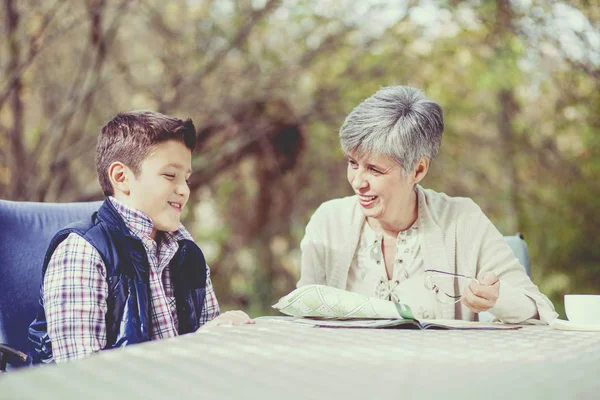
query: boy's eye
348 160 358 168
163 174 175 179
369 167 382 175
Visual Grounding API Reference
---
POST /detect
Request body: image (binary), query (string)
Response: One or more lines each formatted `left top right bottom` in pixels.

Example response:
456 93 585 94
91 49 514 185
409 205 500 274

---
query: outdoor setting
0 0 599 398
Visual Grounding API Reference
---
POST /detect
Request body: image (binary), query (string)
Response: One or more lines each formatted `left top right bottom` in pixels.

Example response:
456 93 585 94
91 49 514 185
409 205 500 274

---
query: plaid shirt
43 197 220 363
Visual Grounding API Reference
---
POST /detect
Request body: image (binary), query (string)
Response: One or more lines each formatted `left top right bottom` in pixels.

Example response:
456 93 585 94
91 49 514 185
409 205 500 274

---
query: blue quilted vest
28 199 208 364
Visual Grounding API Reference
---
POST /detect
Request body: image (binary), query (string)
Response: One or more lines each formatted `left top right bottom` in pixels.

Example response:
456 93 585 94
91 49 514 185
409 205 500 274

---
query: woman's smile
357 194 378 207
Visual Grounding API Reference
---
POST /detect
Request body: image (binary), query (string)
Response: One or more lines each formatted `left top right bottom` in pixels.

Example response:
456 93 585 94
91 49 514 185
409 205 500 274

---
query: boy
29 111 253 364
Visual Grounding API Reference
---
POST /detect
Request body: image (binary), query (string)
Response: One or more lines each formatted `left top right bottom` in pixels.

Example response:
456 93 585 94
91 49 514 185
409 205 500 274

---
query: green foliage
1 0 598 318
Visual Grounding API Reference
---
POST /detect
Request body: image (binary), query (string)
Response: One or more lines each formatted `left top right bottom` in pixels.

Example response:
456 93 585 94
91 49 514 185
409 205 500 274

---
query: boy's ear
108 162 131 195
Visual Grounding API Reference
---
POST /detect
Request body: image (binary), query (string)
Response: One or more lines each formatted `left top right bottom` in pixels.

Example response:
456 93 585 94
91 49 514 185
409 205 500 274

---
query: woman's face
346 151 418 223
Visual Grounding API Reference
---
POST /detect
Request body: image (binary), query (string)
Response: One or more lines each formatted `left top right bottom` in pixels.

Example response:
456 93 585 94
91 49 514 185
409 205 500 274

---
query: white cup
564 294 600 324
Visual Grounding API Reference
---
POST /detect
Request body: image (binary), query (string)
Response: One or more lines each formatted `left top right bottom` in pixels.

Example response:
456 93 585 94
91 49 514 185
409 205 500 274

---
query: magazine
287 317 521 330
272 285 521 330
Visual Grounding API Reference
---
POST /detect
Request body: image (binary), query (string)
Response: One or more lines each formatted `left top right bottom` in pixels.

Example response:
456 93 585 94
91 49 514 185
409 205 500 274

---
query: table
1 318 599 399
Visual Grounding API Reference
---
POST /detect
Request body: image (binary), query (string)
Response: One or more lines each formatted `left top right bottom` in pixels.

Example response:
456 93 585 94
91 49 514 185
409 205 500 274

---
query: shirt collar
108 197 193 242
363 216 419 238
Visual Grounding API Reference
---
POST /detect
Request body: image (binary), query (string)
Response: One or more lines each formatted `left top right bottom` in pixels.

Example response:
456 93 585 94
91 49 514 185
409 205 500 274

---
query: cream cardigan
298 185 558 324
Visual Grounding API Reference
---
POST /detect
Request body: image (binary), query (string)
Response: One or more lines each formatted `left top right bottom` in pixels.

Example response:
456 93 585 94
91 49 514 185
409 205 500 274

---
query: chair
0 200 102 371
504 233 531 276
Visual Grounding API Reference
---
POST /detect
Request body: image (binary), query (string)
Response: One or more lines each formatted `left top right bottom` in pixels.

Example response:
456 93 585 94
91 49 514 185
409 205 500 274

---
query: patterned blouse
346 220 438 319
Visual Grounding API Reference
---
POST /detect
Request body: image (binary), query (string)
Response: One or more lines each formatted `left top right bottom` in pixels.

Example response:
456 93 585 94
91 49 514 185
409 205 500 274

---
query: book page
288 317 521 330
263 316 520 330
289 318 420 329
420 319 522 330
273 285 414 319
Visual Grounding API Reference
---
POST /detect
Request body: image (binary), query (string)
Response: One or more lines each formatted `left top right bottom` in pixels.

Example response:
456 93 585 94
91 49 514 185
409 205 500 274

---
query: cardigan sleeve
459 202 558 324
297 206 328 287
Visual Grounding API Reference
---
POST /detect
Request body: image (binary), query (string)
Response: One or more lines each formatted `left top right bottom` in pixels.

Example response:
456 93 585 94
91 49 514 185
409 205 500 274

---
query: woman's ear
108 162 131 195
412 157 429 185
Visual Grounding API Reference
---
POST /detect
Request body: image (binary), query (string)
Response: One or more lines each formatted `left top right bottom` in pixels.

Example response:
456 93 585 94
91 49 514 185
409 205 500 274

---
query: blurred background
1 0 598 318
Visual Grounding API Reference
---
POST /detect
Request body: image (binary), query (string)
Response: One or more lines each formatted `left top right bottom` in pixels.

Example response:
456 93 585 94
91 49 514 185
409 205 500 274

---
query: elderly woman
298 86 557 324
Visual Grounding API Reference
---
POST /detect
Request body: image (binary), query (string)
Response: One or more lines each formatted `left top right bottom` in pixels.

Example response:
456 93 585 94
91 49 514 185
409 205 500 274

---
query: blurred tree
0 0 598 316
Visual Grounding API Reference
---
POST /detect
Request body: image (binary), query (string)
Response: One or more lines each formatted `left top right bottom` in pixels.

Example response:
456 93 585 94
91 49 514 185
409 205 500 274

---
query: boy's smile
117 139 192 239
168 201 183 211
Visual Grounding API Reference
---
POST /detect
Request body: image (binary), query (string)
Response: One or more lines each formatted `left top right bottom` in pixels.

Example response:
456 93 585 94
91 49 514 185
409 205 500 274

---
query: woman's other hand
201 310 255 328
461 272 500 313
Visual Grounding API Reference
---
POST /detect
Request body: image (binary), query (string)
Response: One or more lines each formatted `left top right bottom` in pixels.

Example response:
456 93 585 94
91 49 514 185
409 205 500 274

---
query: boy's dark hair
96 110 196 196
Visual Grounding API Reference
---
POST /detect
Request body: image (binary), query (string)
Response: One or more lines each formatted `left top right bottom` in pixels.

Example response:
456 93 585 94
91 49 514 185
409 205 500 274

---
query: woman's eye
348 160 358 168
164 174 175 179
369 168 381 175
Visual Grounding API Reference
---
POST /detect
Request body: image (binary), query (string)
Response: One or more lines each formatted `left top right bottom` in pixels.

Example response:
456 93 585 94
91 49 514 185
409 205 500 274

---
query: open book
287 317 520 330
272 285 521 330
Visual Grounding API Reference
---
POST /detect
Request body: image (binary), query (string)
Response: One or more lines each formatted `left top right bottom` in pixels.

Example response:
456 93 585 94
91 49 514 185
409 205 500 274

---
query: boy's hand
202 310 255 328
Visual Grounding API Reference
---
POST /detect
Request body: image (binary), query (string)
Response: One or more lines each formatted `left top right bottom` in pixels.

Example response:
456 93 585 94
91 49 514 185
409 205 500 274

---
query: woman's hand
202 310 255 328
461 272 500 313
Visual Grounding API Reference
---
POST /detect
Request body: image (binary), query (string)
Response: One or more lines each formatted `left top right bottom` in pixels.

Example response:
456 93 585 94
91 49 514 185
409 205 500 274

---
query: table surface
1 318 599 400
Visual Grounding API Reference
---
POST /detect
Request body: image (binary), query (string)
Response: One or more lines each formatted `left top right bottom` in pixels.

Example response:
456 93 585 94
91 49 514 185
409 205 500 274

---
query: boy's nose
175 182 190 197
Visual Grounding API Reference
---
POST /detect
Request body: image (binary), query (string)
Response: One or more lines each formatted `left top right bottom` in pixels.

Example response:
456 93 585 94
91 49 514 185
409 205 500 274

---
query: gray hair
339 85 444 174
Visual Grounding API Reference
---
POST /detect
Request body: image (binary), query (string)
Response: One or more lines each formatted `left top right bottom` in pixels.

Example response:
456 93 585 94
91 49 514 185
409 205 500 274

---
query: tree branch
33 0 131 200
0 1 73 112
4 0 26 199
158 0 282 111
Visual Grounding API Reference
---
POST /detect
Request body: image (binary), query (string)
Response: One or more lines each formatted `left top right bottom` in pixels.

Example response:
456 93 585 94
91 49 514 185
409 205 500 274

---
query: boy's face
125 140 192 239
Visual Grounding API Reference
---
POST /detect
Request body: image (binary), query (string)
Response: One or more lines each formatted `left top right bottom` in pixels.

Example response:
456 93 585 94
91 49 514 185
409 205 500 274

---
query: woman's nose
351 169 368 191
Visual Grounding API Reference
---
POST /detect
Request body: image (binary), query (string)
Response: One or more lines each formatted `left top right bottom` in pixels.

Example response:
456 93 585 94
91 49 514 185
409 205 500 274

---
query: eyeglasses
423 269 478 304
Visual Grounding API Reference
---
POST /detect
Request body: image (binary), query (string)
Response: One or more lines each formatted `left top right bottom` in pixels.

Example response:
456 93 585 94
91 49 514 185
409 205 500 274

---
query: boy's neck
112 192 132 207
108 195 160 241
